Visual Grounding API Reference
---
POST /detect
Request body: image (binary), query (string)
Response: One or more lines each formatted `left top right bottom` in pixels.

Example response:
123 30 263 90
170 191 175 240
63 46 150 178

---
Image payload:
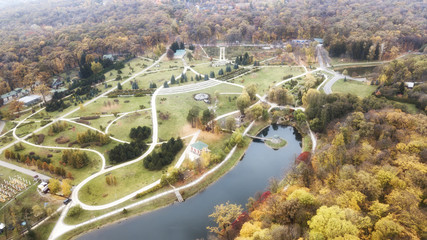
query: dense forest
215 106 427 239
0 0 426 94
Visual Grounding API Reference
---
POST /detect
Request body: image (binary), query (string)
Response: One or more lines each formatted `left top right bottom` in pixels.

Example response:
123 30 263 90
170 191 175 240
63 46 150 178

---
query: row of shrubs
107 89 154 98
216 68 251 81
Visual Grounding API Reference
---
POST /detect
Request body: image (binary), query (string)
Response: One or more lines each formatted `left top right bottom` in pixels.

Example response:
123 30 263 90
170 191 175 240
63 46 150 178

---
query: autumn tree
225 116 236 131
245 83 257 100
237 91 251 114
187 106 200 128
9 99 24 114
167 49 175 60
91 61 103 74
48 179 61 194
62 179 72 197
207 201 243 238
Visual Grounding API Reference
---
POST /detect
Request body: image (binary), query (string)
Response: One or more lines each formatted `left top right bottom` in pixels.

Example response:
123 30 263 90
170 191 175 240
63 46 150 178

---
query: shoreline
63 123 264 240
61 120 311 240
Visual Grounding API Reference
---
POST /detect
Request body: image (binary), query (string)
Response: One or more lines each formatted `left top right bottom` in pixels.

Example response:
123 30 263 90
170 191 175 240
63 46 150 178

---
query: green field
192 64 224 76
108 110 152 142
69 96 151 118
156 83 243 140
331 79 377 98
2 142 102 185
79 139 188 206
103 58 154 82
124 66 184 90
233 66 305 95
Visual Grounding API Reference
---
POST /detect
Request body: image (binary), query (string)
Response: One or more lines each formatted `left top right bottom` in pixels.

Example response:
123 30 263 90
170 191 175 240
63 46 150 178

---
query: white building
19 95 41 106
187 141 209 161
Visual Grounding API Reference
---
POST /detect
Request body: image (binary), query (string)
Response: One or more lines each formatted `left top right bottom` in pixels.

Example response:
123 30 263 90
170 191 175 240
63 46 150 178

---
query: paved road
0 160 50 180
0 120 5 134
48 121 255 240
322 68 366 94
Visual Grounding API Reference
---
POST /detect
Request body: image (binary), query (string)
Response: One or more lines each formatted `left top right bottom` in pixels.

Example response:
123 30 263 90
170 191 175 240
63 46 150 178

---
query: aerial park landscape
0 1 425 240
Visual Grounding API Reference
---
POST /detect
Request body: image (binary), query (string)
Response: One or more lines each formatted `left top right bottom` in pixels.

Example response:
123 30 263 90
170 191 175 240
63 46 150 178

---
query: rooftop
19 95 41 104
174 49 186 58
191 141 208 151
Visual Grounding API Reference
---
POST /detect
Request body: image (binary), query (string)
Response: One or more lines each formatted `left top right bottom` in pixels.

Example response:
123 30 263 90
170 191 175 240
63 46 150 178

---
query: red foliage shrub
231 212 250 231
296 151 311 164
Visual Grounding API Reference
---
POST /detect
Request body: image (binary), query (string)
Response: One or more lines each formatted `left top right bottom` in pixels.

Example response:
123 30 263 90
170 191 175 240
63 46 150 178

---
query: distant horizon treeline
0 0 425 94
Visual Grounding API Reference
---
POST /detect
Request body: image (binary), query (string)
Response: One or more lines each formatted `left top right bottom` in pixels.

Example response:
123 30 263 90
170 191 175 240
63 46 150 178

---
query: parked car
63 198 72 205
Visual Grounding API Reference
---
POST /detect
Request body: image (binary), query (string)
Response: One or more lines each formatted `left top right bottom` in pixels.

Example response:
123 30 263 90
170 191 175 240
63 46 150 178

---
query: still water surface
79 125 302 240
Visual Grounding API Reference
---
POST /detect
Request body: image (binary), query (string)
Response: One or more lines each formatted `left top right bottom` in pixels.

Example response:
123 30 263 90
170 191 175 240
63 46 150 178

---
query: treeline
376 55 427 111
303 90 414 132
129 126 151 141
76 130 111 146
108 126 151 164
224 109 427 240
109 141 148 164
4 149 73 179
62 150 89 169
143 137 183 170
0 0 425 91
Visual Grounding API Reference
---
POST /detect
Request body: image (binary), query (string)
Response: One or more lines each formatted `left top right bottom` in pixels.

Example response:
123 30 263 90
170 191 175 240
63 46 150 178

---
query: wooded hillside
227 109 427 239
0 0 425 94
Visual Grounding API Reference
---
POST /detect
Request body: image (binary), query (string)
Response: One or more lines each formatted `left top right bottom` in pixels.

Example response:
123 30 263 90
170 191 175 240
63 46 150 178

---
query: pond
78 125 302 240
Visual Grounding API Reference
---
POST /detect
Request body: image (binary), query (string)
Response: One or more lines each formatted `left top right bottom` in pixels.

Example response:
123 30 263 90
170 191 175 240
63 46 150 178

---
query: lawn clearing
156 83 243 140
69 96 151 118
108 110 152 142
331 79 377 98
2 142 102 185
232 66 305 95
79 139 189 206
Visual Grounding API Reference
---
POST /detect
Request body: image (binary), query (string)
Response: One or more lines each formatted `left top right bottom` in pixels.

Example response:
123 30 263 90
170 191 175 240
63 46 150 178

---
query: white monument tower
213 46 231 67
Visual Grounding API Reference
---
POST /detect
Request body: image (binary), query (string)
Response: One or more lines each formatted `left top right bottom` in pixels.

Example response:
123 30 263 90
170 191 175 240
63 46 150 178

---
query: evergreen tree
234 64 239 69
218 69 224 75
164 81 169 88
117 82 122 90
210 71 215 78
235 56 240 65
226 65 232 72
204 74 209 80
171 75 176 84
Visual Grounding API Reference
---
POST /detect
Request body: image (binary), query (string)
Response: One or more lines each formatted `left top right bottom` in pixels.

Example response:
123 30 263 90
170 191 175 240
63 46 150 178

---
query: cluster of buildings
1 77 66 107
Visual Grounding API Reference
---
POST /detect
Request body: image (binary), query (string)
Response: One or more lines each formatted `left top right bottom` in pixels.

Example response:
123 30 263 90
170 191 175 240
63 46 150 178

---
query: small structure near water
265 135 287 150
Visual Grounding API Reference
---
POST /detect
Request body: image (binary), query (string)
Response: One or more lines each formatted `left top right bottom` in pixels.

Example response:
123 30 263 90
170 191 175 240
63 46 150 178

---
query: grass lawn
32 214 60 240
69 96 151 118
192 64 224 76
2 142 102 185
85 116 117 132
1 121 16 135
302 135 313 152
331 79 377 98
400 102 419 114
232 67 305 95
129 67 184 89
103 58 153 82
15 121 40 137
79 139 189 206
0 132 14 148
108 110 152 142
156 83 242 140
32 121 88 146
